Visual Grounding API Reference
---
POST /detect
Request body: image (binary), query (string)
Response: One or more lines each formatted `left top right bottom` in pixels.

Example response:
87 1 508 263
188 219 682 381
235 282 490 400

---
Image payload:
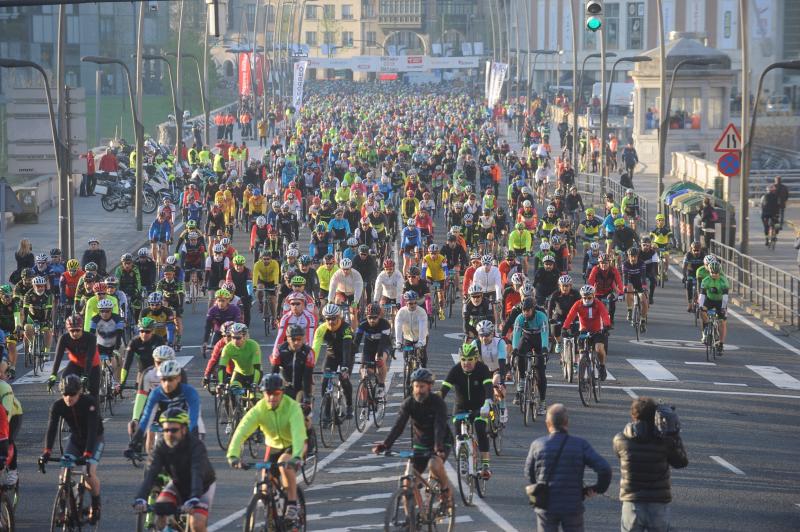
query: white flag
292 61 309 110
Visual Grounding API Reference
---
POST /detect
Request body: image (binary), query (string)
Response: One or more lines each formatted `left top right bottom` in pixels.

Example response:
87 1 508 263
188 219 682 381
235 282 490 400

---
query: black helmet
260 374 285 393
287 324 305 338
59 374 82 396
410 368 434 384
522 297 535 310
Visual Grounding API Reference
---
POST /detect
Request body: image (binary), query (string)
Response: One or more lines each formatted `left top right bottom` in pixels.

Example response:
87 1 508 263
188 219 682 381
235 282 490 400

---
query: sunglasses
265 390 284 397
479 333 492 338
460 357 478 362
100 309 112 313
161 427 182 434
289 336 304 341
62 392 79 398
581 296 595 300
367 315 379 320
470 294 482 299
325 317 340 322
231 335 245 340
289 301 303 306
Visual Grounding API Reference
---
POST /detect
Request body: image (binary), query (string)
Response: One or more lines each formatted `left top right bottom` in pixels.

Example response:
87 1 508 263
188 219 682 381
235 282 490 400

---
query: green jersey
219 338 263 378
700 275 729 302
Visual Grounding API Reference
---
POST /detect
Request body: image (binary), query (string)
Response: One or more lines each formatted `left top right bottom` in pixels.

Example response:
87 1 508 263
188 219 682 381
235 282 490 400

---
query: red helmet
93 282 107 294
65 314 82 330
383 258 395 269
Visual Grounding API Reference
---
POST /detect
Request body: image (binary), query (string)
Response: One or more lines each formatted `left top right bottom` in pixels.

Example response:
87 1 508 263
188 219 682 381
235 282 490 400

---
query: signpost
715 122 743 177
717 152 741 177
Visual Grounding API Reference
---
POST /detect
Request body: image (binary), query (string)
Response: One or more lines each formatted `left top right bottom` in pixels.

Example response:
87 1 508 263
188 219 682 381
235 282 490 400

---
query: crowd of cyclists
0 80 736 531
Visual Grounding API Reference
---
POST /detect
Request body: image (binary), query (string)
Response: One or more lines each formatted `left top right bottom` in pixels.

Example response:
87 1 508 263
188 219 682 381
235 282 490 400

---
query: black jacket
136 433 216 501
613 421 688 503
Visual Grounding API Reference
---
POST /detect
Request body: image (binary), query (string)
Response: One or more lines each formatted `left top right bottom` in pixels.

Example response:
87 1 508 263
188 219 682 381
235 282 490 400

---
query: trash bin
13 187 39 223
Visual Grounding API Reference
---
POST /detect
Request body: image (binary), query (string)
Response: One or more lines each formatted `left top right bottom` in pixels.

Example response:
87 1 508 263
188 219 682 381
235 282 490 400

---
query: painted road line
710 456 746 475
745 365 800 390
15 355 193 385
444 462 519 532
627 359 679 381
546 382 800 399
352 492 393 502
604 368 616 381
313 515 474 532
325 462 399 474
307 507 385 520
305 475 398 492
685 361 716 366
713 382 748 387
623 387 638 398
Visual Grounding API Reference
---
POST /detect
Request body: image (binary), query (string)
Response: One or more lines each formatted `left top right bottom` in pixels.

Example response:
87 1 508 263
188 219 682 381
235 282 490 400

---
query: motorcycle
98 177 134 212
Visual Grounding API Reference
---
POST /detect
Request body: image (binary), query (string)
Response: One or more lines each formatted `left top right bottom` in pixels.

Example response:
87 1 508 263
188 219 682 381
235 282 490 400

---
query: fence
710 240 800 329
575 172 651 228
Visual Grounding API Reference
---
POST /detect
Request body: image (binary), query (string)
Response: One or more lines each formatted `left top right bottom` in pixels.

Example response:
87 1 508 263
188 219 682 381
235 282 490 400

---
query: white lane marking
713 382 748 387
443 333 464 340
623 387 638 398
668 264 800 357
685 361 716 366
307 507 385 520
353 492 393 502
546 382 800 399
15 355 193 385
627 359 679 381
346 453 385 461
325 462 400 474
312 515 474 532
745 365 800 390
604 368 617 381
208 508 245 531
305 475 398 492
444 462 519 532
451 353 459 364
710 456 746 475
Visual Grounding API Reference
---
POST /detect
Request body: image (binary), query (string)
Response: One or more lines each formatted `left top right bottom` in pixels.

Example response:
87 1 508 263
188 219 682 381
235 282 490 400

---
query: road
6 137 800 532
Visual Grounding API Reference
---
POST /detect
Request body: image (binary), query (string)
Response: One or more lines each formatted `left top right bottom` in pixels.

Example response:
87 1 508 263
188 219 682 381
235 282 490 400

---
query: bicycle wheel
302 428 318 486
319 394 335 448
447 284 456 318
247 429 263 460
0 492 15 532
102 367 114 417
474 442 487 499
335 388 351 441
521 375 531 427
214 394 234 451
403 359 413 399
490 407 503 456
633 304 641 342
578 356 591 407
31 335 40 377
373 387 386 428
592 359 601 403
425 477 455 532
384 488 416 532
704 324 713 362
566 342 575 384
455 444 474 506
354 380 370 433
49 486 69 532
529 373 540 423
243 494 272 532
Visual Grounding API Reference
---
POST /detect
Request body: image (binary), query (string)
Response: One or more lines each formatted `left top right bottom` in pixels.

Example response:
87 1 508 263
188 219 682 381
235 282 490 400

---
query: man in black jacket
613 397 688 532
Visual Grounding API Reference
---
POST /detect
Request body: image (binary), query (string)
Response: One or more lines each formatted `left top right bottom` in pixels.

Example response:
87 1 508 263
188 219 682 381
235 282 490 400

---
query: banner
488 62 508 107
302 55 478 72
292 61 308 110
238 52 251 96
484 61 492 100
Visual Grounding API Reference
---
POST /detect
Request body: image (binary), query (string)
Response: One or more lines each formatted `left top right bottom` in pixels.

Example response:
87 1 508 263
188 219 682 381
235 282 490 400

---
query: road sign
718 152 741 177
714 123 742 153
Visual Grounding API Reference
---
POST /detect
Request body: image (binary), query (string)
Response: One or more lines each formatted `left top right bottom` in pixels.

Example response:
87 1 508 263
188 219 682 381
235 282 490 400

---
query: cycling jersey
462 298 492 337
472 337 507 373
121 334 165 386
253 259 280 287
512 310 550 351
373 270 404 301
89 313 124 350
354 318 392 360
82 294 119 332
328 269 364 301
272 310 316 355
381 393 452 453
270 343 314 399
311 322 353 366
139 305 175 343
440 361 493 412
134 382 201 438
227 395 307 460
563 299 611 334
53 331 99 374
650 225 673 247
22 290 53 325
700 276 729 302
45 394 103 455
588 266 624 297
507 229 532 252
622 259 647 288
471 266 503 301
316 264 339 293
114 265 142 299
421 254 447 282
394 306 428 346
60 270 84 300
579 217 603 238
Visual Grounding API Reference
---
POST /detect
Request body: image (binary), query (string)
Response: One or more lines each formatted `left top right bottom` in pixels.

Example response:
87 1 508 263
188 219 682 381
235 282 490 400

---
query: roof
634 35 732 76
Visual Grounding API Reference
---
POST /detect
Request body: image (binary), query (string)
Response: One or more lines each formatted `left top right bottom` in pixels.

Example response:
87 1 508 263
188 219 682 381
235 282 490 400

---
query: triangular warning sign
714 123 741 153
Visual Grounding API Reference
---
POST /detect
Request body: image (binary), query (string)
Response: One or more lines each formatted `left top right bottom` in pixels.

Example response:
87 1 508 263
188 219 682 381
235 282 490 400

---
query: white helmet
468 284 483 295
520 282 535 297
540 242 551 251
157 359 182 378
287 249 299 258
153 345 176 362
97 299 115 310
340 257 352 269
476 320 494 336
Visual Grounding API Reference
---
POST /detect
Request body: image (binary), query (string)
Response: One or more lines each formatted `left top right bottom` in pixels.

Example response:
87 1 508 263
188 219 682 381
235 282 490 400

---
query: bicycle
521 352 545 426
185 268 203 313
657 248 670 288
39 454 95 532
135 501 192 532
767 215 780 250
400 343 423 399
98 353 119 417
560 328 578 383
685 277 700 328
25 323 48 376
256 287 277 336
429 281 444 329
487 401 504 456
382 450 456 532
381 302 398 323
354 361 387 432
703 309 721 362
0 464 16 532
318 369 352 448
214 383 259 452
445 270 458 319
301 423 318 486
575 332 602 407
626 289 645 341
240 461 307 532
453 412 486 506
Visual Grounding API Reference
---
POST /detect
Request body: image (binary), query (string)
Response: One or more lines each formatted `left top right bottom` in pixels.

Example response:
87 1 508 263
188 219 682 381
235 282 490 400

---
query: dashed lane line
710 456 746 475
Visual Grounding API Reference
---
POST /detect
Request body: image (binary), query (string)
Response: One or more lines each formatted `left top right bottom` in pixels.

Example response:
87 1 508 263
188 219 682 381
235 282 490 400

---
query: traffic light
586 1 603 32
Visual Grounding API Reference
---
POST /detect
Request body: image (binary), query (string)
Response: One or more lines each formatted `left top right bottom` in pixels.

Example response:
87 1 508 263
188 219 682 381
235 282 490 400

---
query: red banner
239 52 251 96
254 54 264 96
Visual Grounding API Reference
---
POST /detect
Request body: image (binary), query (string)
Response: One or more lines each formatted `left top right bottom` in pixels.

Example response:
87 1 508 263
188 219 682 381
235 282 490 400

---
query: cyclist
204 244 230 303
471 255 502 323
588 253 625 325
650 213 674 277
0 371 22 487
373 368 453 507
583 241 603 279
114 254 142 311
352 245 379 302
373 258 404 310
441 234 468 291
699 262 729 352
121 318 166 413
313 304 355 423
421 244 448 321
611 218 639 256
41 374 104 524
532 255 560 308
498 251 521 288
395 291 429 368
562 285 612 380
682 242 706 312
22 275 54 358
227 374 308 530
463 284 493 340
327 258 364 325
270 324 315 404
133 407 216 532
156 266 185 349
50 314 100 397
217 323 262 394
59 258 84 312
253 252 280 323
511 297 550 415
501 272 526 320
547 275 581 354
82 281 119 332
471 320 509 423
202 323 235 387
273 291 317 354
89 298 124 377
0 285 19 376
316 254 338 308
622 247 650 332
696 254 718 288
201 289 241 355
440 342 494 479
296 255 320 303
639 237 661 304
353 303 393 398
400 219 424 274
620 189 640 229
135 249 158 293
139 292 176 347
577 208 603 251
225 255 253 327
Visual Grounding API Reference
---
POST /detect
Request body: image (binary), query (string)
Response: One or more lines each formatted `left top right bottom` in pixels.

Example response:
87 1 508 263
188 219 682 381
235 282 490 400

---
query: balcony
379 0 423 29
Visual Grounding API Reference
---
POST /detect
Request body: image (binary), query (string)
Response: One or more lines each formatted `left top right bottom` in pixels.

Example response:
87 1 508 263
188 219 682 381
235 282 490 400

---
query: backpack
654 403 681 438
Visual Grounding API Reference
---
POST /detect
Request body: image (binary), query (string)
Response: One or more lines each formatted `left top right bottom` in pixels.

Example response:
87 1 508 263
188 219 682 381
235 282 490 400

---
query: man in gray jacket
613 397 688 531
525 404 612 531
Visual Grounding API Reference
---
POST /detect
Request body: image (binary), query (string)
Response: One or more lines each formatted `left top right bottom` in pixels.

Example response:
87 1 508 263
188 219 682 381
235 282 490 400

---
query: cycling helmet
540 242 551 251
510 272 526 286
365 303 381 318
32 276 48 286
383 258 395 269
157 359 182 378
97 299 114 311
551 235 561 245
272 201 281 210
610 207 620 216
138 317 156 330
590 242 601 251
59 374 82 396
260 374 285 393
84 262 98 272
215 288 232 299
120 254 133 264
106 275 118 286
299 255 312 266
287 324 306 338
406 218 415 227
476 320 495 336
35 253 48 263
641 236 652 244
159 407 190 426
291 275 306 286
585 208 595 216
558 275 573 285
287 249 300 258
468 284 483 296
407 266 421 276
522 297 536 310
708 262 722 274
220 237 230 246
221 281 235 292
137 248 150 257
515 222 526 231
358 245 369 254
522 200 532 208
152 345 176 362
232 254 246 265
256 216 267 227
50 248 61 257
67 259 81 270
0 285 11 296
598 252 609 261
546 205 556 214
212 243 225 253
579 285 596 297
87 237 99 244
221 321 235 335
704 254 717 266
322 303 343 319
347 237 358 247
542 255 555 263
410 367 434 384
402 290 418 301
655 214 666 221
340 258 353 269
481 254 493 265
613 218 625 227
165 255 177 265
627 247 640 256
460 342 479 359
229 323 248 335
428 244 439 253
188 232 199 240
65 314 82 330
186 220 197 229
520 282 535 297
286 291 306 302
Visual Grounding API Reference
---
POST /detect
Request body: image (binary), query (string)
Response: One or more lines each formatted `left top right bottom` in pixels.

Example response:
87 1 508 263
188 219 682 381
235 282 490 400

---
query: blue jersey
511 309 550 351
401 227 423 249
137 382 201 437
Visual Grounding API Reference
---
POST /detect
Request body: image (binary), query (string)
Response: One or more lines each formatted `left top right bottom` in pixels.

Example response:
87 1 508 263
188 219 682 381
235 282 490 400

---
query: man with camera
613 397 688 532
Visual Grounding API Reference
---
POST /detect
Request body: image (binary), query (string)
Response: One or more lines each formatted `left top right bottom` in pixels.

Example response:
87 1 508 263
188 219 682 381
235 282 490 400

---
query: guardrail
710 240 800 329
576 172 651 228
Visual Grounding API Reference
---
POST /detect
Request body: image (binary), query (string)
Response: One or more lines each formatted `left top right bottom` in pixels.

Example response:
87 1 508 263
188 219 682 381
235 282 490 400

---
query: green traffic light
587 16 602 31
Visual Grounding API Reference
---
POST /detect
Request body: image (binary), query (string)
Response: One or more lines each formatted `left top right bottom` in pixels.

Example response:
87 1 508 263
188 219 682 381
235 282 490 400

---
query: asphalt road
8 150 800 531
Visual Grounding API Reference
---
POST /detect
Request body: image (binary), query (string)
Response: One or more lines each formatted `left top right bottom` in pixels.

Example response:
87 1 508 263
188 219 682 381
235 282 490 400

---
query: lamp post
603 55 651 174
553 50 564 94
577 52 615 171
569 0 579 167
658 58 724 212
167 52 209 149
741 60 800 253
656 0 667 212
527 49 558 106
0 59 70 251
143 54 182 162
82 56 145 231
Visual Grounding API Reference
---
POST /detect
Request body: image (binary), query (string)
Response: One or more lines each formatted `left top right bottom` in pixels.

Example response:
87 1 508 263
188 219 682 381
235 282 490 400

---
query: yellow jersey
422 254 447 282
253 259 280 286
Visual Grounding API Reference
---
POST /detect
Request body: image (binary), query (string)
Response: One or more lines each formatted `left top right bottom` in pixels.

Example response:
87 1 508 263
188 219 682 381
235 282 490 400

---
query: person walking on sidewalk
621 143 639 184
773 176 790 226
525 404 612 532
613 397 688 532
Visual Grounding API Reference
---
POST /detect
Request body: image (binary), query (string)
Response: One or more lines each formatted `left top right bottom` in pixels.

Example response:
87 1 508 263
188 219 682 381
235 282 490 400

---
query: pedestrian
214 113 224 140
613 397 688 532
525 403 612 532
192 121 202 147
773 176 789 226
79 150 96 197
760 185 781 246
225 112 235 140
240 109 252 139
10 239 34 284
257 116 268 147
621 142 639 183
699 197 718 249
268 105 277 137
97 148 118 178
80 238 108 277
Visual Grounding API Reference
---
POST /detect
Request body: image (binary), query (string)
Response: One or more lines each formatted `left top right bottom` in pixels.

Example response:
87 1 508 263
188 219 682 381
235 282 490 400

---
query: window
32 15 52 43
605 3 619 49
305 31 317 45
627 2 644 49
707 88 724 129
305 4 318 19
323 31 335 45
668 88 702 130
363 1 375 18
99 16 114 42
266 5 275 23
245 4 256 26
342 31 354 47
341 5 353 19
323 4 335 19
144 18 157 42
366 31 377 46
642 88 661 132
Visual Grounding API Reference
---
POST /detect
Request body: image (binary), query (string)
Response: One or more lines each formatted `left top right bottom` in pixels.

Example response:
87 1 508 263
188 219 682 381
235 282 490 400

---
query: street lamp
143 54 183 162
577 52 615 171
740 59 800 253
0 58 70 253
527 49 558 105
82 56 145 231
602 55 651 175
167 52 209 148
657 58 724 212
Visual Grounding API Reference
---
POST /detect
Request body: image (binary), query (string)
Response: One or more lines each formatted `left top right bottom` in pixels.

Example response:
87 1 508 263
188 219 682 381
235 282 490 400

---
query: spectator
81 238 108 277
613 397 688 532
621 143 639 183
97 148 118 175
10 239 34 283
700 197 718 249
225 112 235 140
214 113 224 140
760 185 781 246
79 150 96 197
257 117 268 147
525 404 612 532
774 176 789 226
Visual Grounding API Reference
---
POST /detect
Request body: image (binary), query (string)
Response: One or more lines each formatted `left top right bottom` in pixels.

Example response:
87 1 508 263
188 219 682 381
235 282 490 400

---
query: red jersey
204 337 233 376
60 270 84 299
563 299 611 334
462 265 478 295
588 266 624 298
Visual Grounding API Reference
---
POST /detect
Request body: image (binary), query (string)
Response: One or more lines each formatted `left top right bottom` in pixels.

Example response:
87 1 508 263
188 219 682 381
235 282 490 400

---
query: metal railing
710 240 800 329
576 172 651 228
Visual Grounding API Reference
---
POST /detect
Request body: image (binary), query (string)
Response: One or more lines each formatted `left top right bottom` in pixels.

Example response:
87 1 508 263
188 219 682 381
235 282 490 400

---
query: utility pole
656 0 666 214
56 4 72 257
599 27 607 178
134 2 144 230
204 12 210 146
95 71 101 146
738 0 750 253
570 0 579 167
175 0 185 169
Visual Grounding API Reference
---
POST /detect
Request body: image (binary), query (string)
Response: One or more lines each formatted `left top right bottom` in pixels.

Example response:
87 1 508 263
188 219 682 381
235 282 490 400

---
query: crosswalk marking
306 475 397 492
313 515 474 532
745 366 800 390
626 359 679 381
